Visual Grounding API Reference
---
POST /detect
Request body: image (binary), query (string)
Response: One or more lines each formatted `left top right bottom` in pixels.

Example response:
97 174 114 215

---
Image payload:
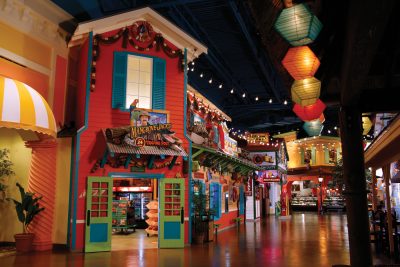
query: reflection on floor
112 229 158 251
0 213 396 267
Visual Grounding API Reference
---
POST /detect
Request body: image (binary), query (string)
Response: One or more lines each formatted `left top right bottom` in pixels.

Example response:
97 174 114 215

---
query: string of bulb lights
187 60 289 105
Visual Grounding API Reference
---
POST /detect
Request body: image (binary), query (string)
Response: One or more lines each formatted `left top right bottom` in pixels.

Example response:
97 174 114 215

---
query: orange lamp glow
291 77 321 106
282 46 320 80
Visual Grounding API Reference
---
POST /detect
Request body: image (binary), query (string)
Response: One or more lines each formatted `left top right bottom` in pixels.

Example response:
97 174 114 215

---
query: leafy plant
8 183 45 233
0 148 15 198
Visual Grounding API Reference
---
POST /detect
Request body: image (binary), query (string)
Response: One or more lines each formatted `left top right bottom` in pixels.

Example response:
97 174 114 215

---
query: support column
371 167 378 211
383 164 394 255
339 107 372 267
26 140 57 251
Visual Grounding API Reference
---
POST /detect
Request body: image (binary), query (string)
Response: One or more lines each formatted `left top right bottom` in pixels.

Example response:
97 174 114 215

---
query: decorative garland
90 21 184 92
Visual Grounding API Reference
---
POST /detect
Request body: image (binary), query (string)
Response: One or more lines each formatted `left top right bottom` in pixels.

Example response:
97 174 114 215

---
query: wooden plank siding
73 28 189 250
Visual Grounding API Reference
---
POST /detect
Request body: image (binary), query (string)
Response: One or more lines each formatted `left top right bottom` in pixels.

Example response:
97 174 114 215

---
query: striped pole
26 139 57 251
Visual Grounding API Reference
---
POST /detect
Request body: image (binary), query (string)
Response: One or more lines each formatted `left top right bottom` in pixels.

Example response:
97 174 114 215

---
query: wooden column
383 164 394 255
339 107 372 267
371 167 378 211
25 139 57 251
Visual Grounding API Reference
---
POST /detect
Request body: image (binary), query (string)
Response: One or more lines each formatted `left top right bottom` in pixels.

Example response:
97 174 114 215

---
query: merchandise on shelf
112 200 137 232
145 200 158 236
322 196 346 211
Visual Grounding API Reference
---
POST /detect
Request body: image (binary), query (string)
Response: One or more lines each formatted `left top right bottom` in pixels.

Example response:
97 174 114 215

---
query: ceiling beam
168 4 250 104
228 0 283 102
340 0 395 106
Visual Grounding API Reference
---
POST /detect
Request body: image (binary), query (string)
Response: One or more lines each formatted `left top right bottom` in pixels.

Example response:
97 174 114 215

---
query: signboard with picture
250 152 276 167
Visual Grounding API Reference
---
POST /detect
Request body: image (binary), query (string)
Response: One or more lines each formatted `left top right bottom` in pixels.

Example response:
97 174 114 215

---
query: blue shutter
152 57 166 110
112 52 127 109
239 185 245 215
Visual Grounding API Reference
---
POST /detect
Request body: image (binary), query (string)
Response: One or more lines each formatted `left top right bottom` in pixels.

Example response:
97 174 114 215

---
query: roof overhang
364 114 400 168
69 7 207 61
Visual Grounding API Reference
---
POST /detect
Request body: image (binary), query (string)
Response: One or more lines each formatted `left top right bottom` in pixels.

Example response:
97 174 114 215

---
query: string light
219 84 223 89
269 98 273 104
334 126 337 130
242 93 246 98
191 62 195 66
255 96 259 101
209 78 213 84
230 88 234 94
200 73 203 78
284 100 288 105
327 130 331 134
191 68 194 72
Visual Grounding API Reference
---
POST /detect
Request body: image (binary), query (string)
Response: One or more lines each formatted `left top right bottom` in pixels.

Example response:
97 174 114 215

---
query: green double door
85 177 185 252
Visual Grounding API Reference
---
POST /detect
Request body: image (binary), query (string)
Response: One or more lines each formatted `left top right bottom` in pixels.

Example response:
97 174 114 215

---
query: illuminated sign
113 186 152 192
247 133 270 145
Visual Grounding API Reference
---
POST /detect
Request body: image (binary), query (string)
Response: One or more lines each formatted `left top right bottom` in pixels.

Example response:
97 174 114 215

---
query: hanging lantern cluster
274 2 324 136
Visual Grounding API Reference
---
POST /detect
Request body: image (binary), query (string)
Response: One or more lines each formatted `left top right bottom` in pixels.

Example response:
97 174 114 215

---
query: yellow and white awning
0 75 56 138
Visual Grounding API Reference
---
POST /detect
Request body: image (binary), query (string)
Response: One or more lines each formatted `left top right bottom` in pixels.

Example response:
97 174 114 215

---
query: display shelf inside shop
112 200 137 233
290 196 318 211
145 200 158 237
322 196 346 212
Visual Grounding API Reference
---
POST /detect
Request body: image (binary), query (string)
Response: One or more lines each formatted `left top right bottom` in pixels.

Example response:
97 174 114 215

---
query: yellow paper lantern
282 46 320 80
362 117 372 135
291 77 321 106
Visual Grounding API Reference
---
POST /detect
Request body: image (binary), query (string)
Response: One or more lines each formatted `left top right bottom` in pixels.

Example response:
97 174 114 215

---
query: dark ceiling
52 0 400 137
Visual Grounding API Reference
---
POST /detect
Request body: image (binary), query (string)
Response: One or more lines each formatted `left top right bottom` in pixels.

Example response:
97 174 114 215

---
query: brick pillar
25 140 57 251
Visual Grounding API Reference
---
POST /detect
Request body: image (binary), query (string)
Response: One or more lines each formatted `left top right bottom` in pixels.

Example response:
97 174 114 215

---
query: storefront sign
263 177 281 183
246 132 270 145
246 178 253 196
193 172 205 179
113 186 152 192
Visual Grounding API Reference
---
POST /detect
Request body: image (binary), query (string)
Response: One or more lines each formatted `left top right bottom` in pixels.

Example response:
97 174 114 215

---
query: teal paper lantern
303 120 324 136
274 3 323 46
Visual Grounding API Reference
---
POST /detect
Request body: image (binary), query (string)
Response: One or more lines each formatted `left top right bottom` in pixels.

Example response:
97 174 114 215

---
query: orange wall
0 57 49 99
216 211 244 231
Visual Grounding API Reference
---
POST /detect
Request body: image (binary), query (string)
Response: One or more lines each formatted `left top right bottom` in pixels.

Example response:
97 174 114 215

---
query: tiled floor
112 229 158 250
0 213 395 267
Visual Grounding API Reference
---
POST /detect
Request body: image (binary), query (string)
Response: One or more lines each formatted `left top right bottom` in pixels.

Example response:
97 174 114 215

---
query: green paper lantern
274 3 323 46
303 120 324 136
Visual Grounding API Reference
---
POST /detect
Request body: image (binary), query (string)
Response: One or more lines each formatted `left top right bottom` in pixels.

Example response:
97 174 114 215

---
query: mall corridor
0 213 394 267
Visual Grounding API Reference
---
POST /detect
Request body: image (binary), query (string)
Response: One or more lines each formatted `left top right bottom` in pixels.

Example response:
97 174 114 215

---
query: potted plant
234 217 242 228
8 182 45 252
192 180 206 244
0 148 14 201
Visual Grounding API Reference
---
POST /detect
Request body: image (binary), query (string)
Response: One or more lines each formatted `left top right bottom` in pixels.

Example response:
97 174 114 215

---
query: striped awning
0 75 56 138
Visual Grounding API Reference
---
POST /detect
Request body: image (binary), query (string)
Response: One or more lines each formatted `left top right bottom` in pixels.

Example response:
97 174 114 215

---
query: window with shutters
112 52 166 111
126 55 152 109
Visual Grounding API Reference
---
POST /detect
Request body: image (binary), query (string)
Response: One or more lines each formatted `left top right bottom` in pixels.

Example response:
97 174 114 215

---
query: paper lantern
303 120 324 136
318 114 325 123
274 3 323 46
291 77 321 106
293 99 326 121
362 117 372 135
283 46 320 80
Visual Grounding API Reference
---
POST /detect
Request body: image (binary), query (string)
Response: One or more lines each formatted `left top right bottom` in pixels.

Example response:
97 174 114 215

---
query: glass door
85 177 112 252
159 178 185 248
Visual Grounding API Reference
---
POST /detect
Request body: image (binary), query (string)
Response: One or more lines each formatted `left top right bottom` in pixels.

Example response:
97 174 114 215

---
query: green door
85 177 113 252
159 178 185 248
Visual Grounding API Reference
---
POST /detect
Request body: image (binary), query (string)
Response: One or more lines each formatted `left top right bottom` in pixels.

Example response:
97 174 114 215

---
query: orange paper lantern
282 46 320 80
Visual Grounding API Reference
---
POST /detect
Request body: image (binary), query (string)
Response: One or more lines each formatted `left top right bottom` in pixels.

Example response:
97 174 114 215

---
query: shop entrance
111 176 159 251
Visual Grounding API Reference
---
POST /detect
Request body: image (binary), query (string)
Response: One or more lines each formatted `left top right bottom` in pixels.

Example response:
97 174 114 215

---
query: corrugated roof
103 130 188 157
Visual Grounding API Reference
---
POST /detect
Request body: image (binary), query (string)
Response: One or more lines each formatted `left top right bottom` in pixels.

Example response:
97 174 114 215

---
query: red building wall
73 28 189 250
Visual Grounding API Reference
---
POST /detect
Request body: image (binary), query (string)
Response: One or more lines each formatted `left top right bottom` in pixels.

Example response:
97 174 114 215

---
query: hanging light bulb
200 73 203 78
328 130 331 134
209 78 213 84
255 96 259 101
187 67 190 71
219 84 223 89
191 68 194 72
242 93 246 98
269 98 273 104
191 61 195 66
230 88 234 94
334 126 337 130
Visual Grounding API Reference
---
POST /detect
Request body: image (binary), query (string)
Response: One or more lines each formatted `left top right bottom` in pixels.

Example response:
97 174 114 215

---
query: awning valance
0 75 56 138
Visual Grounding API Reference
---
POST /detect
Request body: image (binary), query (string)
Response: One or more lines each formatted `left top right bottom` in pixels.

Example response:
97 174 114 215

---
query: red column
25 140 57 251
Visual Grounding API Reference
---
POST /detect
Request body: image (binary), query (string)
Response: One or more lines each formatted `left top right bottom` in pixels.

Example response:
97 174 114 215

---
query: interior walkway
0 213 395 267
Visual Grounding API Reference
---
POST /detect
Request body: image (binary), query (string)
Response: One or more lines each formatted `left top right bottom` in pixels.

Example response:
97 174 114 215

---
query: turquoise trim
182 49 193 243
71 32 93 250
66 137 75 247
108 172 165 179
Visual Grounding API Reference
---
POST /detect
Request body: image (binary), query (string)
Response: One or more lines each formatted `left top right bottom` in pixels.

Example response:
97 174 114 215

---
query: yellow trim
15 80 36 127
0 121 56 138
0 77 4 121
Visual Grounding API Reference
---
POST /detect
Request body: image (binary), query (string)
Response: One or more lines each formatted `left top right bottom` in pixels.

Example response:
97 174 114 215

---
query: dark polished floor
0 212 394 267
